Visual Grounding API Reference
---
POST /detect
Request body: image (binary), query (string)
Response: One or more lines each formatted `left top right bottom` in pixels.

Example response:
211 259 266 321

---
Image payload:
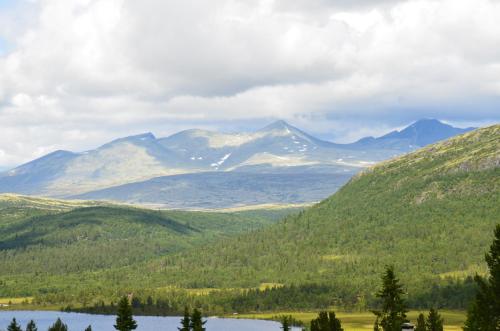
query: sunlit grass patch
439 265 487 279
0 297 33 305
321 254 344 261
259 283 284 290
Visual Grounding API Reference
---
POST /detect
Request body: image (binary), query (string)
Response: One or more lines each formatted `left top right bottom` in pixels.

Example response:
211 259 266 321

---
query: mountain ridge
0 119 477 207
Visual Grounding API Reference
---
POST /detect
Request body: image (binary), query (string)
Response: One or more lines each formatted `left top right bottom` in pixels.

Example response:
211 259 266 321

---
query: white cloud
0 0 499 167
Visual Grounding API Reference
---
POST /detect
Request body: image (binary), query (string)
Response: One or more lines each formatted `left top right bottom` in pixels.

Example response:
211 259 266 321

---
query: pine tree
328 311 343 331
281 315 291 331
415 313 425 331
47 318 68 331
464 224 500 330
309 311 343 331
25 320 37 331
84 326 92 331
425 308 443 331
114 296 138 331
317 311 329 331
7 318 22 331
178 307 191 331
190 308 206 331
373 266 408 331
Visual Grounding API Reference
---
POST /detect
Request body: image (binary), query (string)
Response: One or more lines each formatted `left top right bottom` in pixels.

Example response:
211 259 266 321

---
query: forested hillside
140 124 498 307
0 195 298 298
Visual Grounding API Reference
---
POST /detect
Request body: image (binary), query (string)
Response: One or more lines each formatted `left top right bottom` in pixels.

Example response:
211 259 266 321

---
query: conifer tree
25 320 37 331
415 313 425 331
425 308 443 331
328 311 343 331
190 308 206 331
114 296 138 331
317 311 329 331
281 315 291 331
84 326 92 331
7 318 22 331
464 224 500 330
309 311 343 331
178 307 191 331
47 318 68 331
373 266 408 331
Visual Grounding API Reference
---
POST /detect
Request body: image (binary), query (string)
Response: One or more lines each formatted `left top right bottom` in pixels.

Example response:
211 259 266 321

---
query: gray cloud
0 0 499 167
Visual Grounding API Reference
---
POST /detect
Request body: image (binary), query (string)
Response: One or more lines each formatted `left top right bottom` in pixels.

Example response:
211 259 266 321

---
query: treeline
5 317 91 331
4 296 207 331
67 277 476 317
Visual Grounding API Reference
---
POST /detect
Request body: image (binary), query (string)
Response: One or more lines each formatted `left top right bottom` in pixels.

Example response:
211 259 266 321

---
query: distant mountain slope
140 125 499 297
350 119 474 150
0 119 475 207
0 193 106 212
72 172 353 209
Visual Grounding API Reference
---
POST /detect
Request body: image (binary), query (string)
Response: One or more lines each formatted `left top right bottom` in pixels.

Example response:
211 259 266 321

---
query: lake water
0 311 301 331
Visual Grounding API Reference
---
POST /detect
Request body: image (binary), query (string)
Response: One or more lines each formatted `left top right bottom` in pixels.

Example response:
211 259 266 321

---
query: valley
3 1 500 329
0 125 497 322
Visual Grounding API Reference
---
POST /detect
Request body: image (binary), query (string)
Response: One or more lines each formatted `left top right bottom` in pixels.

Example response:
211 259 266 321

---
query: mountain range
0 119 474 208
0 124 497 310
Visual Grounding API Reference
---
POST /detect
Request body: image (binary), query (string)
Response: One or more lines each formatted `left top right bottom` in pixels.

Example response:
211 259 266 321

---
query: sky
0 0 499 168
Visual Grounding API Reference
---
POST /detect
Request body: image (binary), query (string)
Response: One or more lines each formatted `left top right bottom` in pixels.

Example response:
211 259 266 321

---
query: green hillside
0 195 299 297
139 124 498 305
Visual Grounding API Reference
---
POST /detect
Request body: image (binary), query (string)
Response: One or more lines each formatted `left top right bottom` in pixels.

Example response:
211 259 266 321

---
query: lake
0 311 301 331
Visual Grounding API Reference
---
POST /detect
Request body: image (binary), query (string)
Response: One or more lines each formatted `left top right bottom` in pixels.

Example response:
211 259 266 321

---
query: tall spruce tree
464 224 500 331
25 320 37 331
84 325 92 331
178 307 191 331
114 296 138 331
373 266 408 331
425 308 443 331
415 313 426 331
7 318 22 331
190 308 206 331
47 318 68 331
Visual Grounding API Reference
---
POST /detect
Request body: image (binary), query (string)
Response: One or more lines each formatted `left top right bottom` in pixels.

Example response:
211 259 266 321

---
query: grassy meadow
231 310 466 331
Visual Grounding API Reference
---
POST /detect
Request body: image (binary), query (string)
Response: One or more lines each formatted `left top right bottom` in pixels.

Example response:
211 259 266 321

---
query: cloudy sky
0 0 499 168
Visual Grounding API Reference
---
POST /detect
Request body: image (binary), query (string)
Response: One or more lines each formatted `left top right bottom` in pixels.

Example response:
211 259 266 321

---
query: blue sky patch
0 37 9 55
0 0 16 9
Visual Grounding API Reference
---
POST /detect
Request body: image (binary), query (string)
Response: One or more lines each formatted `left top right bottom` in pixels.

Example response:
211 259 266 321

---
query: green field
231 310 466 331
